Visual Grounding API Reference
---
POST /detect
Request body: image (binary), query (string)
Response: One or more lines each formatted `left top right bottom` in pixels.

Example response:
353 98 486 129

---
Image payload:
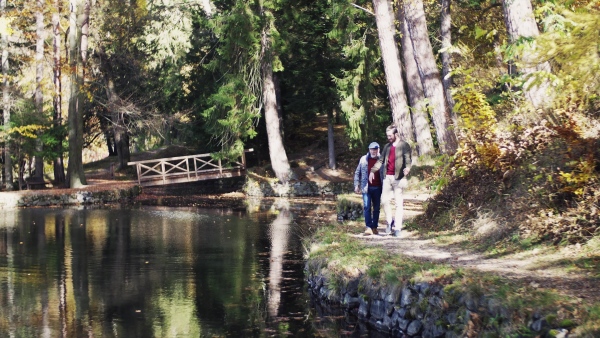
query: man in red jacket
369 124 411 236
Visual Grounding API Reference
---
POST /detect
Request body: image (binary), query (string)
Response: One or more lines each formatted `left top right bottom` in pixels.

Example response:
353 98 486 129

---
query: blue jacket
354 153 380 193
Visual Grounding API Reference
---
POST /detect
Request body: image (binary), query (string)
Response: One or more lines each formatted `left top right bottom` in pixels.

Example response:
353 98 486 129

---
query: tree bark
66 0 87 187
327 109 336 169
502 0 552 109
261 24 291 183
52 1 65 185
200 0 212 17
398 9 434 157
440 0 455 115
105 76 130 170
104 130 116 156
1 0 13 190
402 0 457 154
372 0 413 144
34 0 44 179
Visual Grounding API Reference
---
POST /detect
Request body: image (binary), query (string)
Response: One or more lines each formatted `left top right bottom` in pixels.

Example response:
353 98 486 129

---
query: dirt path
348 191 600 305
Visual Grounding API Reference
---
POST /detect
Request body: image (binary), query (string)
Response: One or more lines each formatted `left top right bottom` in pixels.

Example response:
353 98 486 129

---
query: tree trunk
105 130 116 156
200 0 212 17
103 62 131 170
502 0 552 109
114 128 130 170
402 0 457 154
1 0 12 190
52 1 65 185
261 24 291 183
398 9 434 157
372 0 413 143
327 109 336 169
66 0 87 188
34 0 44 179
440 0 455 115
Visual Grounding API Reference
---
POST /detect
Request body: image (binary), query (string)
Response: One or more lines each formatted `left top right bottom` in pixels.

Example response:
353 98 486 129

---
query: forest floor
8 115 599 316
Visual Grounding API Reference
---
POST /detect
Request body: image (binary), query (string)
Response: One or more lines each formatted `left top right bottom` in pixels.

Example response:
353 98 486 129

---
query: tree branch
351 3 374 16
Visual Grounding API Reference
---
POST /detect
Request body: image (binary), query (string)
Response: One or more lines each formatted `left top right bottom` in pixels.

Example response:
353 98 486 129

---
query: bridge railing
127 149 253 186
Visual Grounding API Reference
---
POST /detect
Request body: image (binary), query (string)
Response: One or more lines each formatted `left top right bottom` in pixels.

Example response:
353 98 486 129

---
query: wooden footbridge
127 149 253 187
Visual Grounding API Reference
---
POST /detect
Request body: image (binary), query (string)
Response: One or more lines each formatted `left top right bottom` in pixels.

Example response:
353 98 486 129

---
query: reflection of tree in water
267 208 291 317
0 206 330 337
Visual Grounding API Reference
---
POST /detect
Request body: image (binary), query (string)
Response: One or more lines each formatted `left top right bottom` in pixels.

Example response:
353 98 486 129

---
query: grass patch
306 223 460 284
305 220 597 336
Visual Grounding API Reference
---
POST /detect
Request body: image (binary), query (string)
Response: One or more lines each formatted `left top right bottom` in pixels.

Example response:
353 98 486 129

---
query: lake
0 203 373 337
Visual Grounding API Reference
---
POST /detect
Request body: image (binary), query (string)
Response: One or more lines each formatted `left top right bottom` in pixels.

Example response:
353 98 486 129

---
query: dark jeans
362 186 382 229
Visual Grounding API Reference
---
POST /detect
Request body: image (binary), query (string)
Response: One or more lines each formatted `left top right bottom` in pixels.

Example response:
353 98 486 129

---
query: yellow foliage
558 157 597 196
9 125 45 138
453 85 501 173
454 89 497 140
475 143 501 170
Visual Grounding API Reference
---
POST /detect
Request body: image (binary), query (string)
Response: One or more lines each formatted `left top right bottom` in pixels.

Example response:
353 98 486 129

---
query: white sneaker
363 227 373 236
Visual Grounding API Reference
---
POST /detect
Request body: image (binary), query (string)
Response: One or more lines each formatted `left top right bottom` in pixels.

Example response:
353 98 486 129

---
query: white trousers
381 175 408 229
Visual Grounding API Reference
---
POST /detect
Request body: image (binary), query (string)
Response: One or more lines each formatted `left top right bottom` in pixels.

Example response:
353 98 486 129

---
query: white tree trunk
440 0 455 115
502 0 552 109
327 110 336 169
261 28 291 183
399 10 434 157
1 0 12 190
34 0 45 178
267 208 291 316
200 0 212 17
372 0 413 143
67 0 87 187
52 2 65 184
403 0 457 154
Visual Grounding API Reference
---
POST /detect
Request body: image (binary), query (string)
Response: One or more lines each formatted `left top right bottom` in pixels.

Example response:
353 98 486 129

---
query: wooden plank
137 168 245 187
127 152 213 165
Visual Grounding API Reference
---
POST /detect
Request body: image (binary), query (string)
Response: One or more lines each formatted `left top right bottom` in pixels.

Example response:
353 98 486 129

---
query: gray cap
368 142 380 149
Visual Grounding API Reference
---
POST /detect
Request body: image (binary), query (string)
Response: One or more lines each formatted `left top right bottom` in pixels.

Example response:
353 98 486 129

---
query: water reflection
0 207 294 337
0 203 376 337
267 207 291 317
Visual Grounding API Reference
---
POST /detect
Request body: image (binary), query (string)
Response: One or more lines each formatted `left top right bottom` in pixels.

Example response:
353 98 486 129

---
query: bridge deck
127 149 253 187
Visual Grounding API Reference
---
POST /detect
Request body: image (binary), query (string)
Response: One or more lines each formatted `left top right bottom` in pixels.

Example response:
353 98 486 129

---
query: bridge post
186 158 190 181
136 164 141 185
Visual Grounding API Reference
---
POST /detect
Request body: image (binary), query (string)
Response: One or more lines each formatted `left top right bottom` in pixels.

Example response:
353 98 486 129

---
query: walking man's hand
369 172 374 183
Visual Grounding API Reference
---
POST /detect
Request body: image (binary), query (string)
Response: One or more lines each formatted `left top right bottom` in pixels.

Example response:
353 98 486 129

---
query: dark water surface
0 205 371 337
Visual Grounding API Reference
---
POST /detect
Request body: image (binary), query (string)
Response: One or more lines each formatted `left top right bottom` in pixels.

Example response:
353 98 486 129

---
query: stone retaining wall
0 185 142 209
305 261 571 337
244 177 354 197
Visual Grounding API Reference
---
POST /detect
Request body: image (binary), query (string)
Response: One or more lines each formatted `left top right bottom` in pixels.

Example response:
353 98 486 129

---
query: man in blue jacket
354 142 382 235
369 125 411 236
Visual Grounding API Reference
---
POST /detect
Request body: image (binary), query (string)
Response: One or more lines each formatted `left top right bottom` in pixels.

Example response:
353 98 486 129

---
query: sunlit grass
306 222 600 336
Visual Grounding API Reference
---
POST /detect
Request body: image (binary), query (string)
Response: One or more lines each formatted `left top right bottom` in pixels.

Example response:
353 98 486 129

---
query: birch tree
33 0 44 179
1 0 12 190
